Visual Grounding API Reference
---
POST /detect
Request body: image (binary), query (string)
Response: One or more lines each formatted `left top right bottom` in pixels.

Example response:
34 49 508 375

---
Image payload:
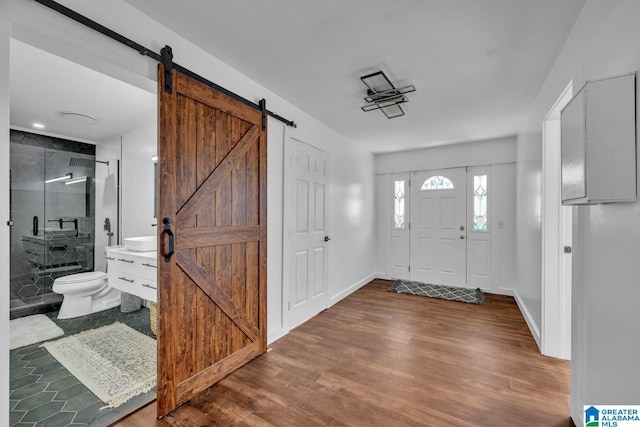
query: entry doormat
41 322 157 408
389 280 484 305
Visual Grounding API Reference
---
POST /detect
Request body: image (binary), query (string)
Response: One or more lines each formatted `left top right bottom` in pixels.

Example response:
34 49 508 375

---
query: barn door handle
162 217 175 262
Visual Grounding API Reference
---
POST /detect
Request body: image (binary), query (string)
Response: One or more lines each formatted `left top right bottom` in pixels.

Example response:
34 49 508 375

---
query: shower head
69 158 109 167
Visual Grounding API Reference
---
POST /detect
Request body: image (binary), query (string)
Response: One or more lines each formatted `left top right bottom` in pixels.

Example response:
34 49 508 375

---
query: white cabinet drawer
106 248 158 303
115 256 157 281
137 261 157 281
114 255 137 273
112 274 157 302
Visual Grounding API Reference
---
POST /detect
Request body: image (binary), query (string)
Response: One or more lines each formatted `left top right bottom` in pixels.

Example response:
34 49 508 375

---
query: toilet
52 271 121 319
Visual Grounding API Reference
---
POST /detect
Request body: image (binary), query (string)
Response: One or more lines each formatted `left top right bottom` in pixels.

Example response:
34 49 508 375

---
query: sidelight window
393 180 405 229
473 174 488 231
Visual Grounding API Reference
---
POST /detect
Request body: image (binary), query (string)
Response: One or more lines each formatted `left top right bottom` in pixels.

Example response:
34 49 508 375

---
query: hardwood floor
115 279 572 427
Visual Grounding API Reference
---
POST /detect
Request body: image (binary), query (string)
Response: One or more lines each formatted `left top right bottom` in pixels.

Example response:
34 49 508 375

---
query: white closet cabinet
561 73 636 205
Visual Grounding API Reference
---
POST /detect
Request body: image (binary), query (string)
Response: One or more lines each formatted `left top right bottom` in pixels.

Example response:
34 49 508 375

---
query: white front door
409 168 467 287
285 138 329 328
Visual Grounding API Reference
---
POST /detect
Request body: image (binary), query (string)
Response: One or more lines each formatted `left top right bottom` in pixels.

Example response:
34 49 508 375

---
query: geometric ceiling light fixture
360 70 416 119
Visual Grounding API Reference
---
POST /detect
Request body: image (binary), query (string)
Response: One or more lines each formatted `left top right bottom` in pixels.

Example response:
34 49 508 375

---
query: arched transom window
421 175 454 190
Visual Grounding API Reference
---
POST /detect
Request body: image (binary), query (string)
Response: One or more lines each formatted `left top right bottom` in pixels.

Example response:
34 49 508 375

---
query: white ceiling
10 39 156 144
10 1 585 153
122 0 586 153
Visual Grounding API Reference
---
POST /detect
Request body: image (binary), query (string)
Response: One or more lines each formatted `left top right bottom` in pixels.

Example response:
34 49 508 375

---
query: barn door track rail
32 0 297 129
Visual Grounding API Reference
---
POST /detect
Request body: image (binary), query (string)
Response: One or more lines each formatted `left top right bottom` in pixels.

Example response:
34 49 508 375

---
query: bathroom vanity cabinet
105 247 157 302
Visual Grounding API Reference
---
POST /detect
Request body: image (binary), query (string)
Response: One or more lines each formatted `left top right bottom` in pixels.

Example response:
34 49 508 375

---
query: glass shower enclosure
9 130 96 319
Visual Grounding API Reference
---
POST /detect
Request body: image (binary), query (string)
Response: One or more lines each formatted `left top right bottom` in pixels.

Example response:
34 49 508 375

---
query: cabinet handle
142 263 157 268
141 283 157 289
118 276 134 283
117 258 134 263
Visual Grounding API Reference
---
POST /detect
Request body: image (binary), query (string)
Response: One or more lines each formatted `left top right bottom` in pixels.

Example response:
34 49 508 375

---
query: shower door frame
9 130 97 317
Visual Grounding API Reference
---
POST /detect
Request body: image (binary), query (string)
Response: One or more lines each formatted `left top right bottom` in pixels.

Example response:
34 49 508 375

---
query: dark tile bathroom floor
10 307 156 427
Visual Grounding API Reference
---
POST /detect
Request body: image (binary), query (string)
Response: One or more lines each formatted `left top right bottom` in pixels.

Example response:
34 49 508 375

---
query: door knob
460 225 465 231
460 235 465 240
324 236 331 242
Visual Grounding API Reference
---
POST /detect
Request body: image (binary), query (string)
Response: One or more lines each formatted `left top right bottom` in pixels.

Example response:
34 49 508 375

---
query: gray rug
389 279 484 305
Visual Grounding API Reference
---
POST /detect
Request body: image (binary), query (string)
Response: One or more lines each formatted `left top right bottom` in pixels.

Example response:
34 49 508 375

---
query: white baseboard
513 289 541 351
329 272 377 306
494 287 514 296
268 273 377 344
374 272 389 280
267 327 288 345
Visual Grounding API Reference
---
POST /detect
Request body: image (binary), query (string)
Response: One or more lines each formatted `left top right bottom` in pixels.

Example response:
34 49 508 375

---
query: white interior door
285 138 329 328
410 168 467 286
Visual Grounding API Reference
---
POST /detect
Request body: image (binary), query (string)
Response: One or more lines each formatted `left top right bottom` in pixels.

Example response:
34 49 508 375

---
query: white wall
94 141 121 272
2 3 377 411
266 120 285 342
375 173 391 277
375 136 517 174
120 124 157 239
515 0 640 422
326 136 377 305
374 138 517 295
491 163 517 294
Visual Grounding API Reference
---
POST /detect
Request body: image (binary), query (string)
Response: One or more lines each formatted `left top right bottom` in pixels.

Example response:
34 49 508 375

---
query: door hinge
288 301 291 311
408 222 411 230
408 265 411 272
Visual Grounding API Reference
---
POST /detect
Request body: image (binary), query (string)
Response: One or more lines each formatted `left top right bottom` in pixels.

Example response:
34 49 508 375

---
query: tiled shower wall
10 130 96 318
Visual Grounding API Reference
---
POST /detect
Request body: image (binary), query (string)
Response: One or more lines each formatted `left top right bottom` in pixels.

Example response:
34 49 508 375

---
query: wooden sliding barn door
156 64 267 416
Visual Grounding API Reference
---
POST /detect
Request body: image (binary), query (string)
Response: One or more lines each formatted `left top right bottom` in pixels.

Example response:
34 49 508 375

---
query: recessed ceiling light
61 112 97 126
33 123 45 129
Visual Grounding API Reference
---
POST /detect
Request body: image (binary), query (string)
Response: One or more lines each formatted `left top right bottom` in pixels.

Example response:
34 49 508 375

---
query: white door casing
541 80 573 360
410 168 467 287
284 138 329 328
